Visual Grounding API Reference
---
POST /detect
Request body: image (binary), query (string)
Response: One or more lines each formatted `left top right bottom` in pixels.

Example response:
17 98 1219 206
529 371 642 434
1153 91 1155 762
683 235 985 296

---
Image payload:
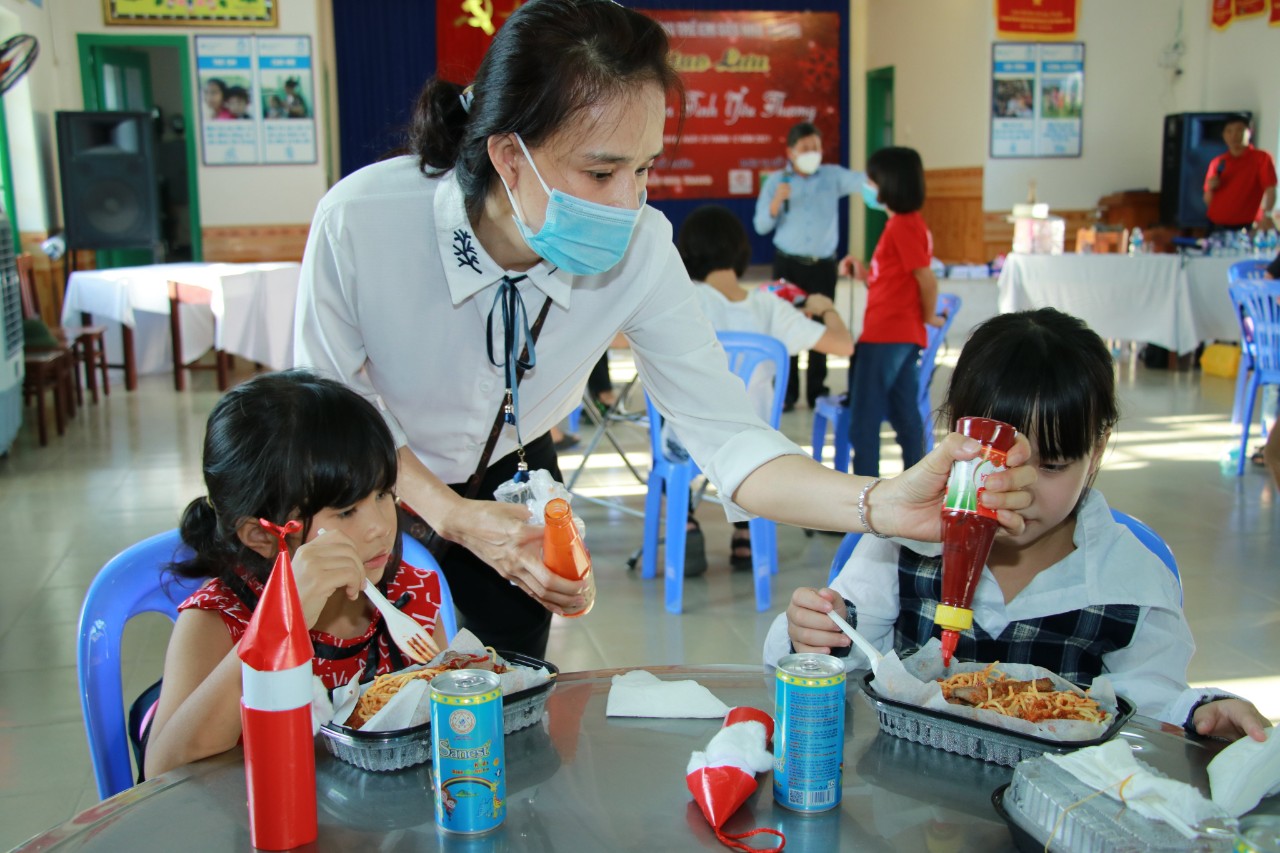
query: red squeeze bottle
543 498 595 617
936 417 1018 667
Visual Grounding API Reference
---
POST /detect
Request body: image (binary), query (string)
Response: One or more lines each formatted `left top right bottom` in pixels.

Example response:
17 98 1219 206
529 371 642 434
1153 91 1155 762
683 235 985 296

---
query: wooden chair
22 349 74 446
17 253 110 404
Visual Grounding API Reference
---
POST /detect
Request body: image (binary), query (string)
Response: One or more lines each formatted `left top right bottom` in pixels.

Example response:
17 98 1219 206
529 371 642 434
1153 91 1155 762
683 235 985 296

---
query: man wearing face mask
754 122 866 411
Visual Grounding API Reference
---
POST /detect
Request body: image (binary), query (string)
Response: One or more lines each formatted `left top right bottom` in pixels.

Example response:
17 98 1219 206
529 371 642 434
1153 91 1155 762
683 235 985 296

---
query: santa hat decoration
685 706 786 852
238 519 317 851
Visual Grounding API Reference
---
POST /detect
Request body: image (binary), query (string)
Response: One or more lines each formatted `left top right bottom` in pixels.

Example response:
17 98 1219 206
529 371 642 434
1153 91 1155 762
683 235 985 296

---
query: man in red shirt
1203 115 1276 232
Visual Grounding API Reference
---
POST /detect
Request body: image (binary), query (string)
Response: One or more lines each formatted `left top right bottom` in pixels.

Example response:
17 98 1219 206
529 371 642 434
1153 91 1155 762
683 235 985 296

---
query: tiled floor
2 336 1278 849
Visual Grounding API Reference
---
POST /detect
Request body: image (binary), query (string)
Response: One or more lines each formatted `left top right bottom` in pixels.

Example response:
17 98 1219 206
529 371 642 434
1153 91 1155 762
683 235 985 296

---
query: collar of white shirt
432 173 574 310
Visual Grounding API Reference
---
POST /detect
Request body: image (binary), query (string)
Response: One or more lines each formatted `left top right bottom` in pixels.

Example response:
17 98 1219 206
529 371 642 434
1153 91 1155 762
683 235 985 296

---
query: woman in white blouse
294 0 1035 657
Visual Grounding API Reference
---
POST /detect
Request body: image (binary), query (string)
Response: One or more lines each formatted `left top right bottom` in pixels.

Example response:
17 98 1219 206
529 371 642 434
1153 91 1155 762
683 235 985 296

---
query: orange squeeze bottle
542 498 595 617
937 417 1018 667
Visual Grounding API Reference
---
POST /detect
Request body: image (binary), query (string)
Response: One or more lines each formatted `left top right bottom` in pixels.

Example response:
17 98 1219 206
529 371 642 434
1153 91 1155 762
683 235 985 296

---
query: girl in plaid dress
766 309 1269 742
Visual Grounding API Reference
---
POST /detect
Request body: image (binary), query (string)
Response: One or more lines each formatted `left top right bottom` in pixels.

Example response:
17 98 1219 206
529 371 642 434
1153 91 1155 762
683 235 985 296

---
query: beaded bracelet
857 477 892 539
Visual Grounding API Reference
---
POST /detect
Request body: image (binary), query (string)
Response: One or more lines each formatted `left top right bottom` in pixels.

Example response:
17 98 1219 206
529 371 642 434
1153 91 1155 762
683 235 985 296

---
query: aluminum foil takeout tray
860 671 1134 767
319 651 558 772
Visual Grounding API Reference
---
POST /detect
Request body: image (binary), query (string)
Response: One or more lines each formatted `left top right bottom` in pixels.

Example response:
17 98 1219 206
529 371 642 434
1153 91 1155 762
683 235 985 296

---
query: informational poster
643 10 841 201
994 0 1079 40
196 35 316 166
257 36 317 165
991 42 1084 158
105 0 275 27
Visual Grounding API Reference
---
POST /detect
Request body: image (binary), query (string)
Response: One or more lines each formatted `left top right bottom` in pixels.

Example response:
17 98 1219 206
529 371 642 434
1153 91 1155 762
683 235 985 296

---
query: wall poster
991 42 1084 158
105 0 276 27
643 10 841 201
196 35 316 166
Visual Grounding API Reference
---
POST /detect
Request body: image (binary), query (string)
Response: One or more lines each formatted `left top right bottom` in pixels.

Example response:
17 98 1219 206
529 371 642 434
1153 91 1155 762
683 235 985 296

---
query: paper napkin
605 669 731 718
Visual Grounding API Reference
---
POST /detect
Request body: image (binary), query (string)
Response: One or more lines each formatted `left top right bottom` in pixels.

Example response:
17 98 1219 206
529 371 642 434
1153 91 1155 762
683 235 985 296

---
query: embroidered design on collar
452 229 482 274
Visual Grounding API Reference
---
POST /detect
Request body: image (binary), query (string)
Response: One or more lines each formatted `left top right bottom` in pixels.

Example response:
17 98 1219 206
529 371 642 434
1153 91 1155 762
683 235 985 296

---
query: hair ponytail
172 495 242 582
409 77 469 175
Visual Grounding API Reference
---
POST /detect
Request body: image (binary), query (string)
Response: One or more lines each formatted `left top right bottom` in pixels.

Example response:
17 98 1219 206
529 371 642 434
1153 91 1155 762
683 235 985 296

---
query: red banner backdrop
994 0 1079 40
644 10 841 201
435 0 522 82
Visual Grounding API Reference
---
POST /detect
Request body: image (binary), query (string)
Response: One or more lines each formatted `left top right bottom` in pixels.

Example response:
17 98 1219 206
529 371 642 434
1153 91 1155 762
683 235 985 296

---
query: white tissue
1045 740 1230 838
606 669 731 718
1208 726 1280 817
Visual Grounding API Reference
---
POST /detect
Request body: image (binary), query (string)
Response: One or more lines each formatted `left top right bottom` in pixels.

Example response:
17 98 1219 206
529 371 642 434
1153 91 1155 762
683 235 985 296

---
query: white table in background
62 262 301 390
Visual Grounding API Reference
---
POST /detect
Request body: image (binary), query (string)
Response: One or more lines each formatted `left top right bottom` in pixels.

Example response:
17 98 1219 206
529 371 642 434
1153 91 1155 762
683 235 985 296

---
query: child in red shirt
846 146 945 477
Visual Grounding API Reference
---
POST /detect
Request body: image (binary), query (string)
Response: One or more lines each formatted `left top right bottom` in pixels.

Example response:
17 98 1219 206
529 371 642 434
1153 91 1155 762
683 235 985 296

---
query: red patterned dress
179 559 443 690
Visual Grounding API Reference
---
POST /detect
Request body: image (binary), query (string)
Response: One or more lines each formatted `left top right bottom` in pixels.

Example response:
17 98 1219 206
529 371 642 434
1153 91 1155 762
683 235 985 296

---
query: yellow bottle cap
934 604 973 631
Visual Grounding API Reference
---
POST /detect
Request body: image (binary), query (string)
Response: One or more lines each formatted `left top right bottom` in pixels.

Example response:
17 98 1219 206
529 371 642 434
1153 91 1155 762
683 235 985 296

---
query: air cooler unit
0 205 24 455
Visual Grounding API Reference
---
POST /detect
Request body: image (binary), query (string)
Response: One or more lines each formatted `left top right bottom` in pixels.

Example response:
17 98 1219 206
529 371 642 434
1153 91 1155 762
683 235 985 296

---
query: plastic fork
363 578 441 664
828 608 884 675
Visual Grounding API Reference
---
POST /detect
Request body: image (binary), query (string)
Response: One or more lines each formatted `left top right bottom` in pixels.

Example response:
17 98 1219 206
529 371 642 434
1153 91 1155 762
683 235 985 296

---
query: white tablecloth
61 262 300 375
996 254 1243 354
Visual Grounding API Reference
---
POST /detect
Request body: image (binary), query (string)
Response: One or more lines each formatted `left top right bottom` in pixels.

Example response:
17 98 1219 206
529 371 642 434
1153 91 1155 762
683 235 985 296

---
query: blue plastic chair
641 331 789 613
822 509 1180 601
1228 260 1271 426
78 529 456 800
1231 280 1280 475
812 293 963 471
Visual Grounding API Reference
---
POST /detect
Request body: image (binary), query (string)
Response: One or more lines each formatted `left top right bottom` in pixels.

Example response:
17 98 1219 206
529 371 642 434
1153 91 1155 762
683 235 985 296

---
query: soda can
431 669 505 834
773 652 845 812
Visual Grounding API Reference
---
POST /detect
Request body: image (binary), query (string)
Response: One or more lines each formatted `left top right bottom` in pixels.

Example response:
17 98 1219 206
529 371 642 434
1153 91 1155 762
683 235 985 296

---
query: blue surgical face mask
861 180 887 212
500 134 644 276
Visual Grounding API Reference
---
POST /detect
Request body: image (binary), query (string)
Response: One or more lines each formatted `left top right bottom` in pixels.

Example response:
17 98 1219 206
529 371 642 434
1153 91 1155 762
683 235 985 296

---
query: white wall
1 0 329 235
860 0 1280 214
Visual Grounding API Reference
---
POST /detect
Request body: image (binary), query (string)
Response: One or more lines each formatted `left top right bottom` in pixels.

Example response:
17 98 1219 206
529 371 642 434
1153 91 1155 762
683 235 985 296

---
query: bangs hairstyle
173 370 398 584
941 309 1117 462
865 146 925 214
409 0 685 221
678 204 751 280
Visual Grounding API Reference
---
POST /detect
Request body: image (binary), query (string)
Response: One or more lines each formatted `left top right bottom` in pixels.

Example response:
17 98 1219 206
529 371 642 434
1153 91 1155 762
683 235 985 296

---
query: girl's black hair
865 145 925 214
172 369 399 586
677 204 751 280
941 308 1118 462
407 0 685 221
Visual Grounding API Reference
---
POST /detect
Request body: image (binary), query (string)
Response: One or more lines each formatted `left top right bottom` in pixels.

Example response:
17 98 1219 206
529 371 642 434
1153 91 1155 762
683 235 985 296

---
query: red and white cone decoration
238 519 317 850
686 706 785 852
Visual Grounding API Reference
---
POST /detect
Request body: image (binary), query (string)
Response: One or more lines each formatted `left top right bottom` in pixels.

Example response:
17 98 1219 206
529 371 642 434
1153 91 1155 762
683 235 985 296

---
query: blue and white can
431 669 505 834
773 652 845 812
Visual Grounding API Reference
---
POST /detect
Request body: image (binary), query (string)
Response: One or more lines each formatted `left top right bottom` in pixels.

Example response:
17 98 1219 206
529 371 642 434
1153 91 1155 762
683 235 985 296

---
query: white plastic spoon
828 608 884 675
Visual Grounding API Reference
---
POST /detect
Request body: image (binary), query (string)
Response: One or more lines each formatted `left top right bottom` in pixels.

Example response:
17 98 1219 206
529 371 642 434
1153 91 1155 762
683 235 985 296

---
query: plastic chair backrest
1235 280 1280 374
715 331 791 429
827 531 863 586
1110 509 1181 601
919 293 962 411
825 512 1180 600
399 532 459 641
77 529 204 799
1229 259 1269 283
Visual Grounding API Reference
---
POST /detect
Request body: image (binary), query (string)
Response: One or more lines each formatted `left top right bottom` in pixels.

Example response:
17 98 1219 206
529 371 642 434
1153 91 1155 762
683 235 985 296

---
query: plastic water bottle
1128 227 1145 256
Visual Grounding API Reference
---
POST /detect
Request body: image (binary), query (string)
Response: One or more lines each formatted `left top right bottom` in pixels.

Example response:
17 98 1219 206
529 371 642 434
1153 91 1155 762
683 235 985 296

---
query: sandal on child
1251 447 1267 467
729 529 753 572
683 517 708 577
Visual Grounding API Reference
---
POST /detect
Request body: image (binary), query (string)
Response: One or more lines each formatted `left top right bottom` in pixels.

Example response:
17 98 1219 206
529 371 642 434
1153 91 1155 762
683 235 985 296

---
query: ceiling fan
0 34 38 97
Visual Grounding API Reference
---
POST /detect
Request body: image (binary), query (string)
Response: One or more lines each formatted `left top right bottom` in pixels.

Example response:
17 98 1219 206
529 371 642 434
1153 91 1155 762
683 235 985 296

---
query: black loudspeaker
56 111 160 251
1159 111 1252 228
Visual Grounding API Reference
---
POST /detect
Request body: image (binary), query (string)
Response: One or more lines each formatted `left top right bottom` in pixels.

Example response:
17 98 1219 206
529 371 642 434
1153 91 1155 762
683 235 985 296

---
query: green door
83 45 156 268
0 106 20 256
864 66 894 262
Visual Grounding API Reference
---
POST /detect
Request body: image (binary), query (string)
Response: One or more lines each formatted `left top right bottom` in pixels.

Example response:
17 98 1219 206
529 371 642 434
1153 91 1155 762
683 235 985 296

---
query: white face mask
793 151 822 175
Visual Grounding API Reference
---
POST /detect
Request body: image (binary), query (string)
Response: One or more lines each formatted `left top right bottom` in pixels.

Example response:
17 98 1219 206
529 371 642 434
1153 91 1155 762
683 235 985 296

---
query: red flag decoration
994 0 1079 40
685 707 785 852
1212 0 1235 29
1235 0 1267 18
435 0 524 84
1272 0 1280 25
238 519 317 851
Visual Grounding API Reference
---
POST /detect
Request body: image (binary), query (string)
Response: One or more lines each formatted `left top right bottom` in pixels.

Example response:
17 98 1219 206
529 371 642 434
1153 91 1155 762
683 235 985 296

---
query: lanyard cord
485 275 535 478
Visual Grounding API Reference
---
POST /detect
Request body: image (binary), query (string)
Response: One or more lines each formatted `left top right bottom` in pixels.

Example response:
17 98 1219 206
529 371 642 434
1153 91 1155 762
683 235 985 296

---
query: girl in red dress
143 370 445 779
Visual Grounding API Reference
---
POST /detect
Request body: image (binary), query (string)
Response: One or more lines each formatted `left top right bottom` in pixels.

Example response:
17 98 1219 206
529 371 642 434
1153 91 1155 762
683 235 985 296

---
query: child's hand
803 293 835 317
786 587 851 655
1191 698 1271 742
926 313 947 328
293 528 368 628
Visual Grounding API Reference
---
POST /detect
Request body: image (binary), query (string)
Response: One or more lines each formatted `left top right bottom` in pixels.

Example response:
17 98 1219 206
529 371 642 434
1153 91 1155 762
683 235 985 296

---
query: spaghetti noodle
345 649 508 729
937 663 1108 724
